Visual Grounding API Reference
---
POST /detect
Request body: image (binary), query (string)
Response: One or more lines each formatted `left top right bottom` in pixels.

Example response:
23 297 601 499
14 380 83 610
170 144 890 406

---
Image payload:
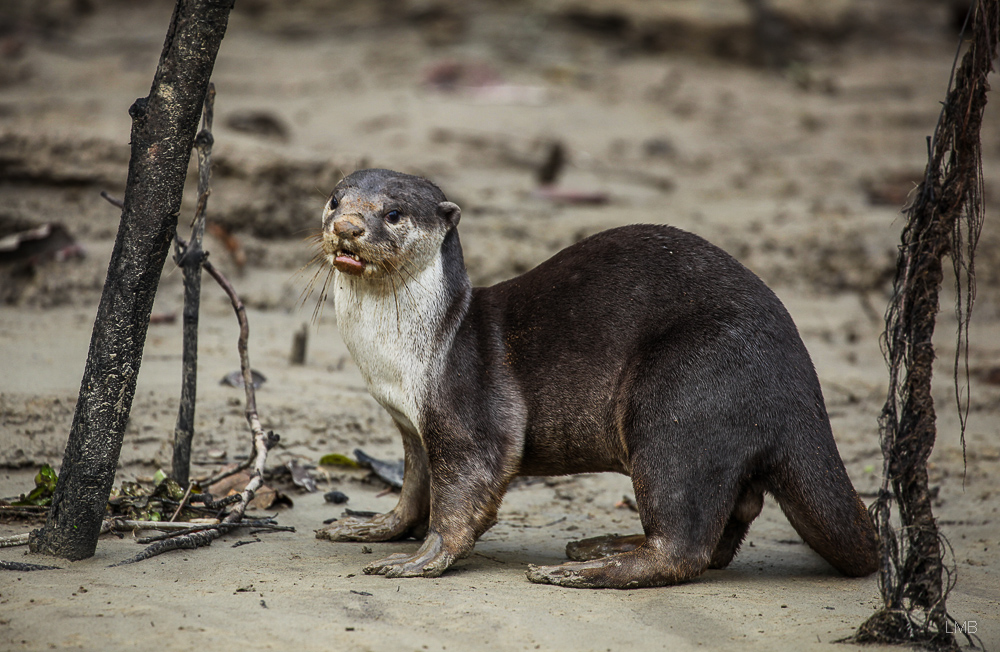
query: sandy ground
1 1 999 650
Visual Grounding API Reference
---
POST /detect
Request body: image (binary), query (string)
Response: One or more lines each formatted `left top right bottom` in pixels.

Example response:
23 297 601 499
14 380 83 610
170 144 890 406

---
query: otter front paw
315 513 415 542
363 550 455 578
362 531 459 578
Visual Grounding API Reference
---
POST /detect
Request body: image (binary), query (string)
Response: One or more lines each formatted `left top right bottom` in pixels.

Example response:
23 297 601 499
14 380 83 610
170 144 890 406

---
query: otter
313 168 879 589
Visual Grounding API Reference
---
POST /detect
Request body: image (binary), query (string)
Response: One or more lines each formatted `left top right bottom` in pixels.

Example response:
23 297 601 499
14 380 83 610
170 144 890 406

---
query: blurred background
2 0 997 306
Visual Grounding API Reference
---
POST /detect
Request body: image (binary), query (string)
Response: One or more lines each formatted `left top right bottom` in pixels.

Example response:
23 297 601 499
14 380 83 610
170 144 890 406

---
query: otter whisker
383 259 418 305
295 251 330 310
312 264 335 325
388 272 402 336
293 252 326 284
297 263 326 312
397 256 427 290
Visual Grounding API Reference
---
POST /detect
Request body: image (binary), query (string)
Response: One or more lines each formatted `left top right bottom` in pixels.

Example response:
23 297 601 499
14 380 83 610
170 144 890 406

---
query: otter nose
333 218 365 239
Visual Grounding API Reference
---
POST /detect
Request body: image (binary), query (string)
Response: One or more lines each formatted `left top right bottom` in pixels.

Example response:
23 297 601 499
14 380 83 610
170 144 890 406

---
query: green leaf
36 464 58 492
120 481 147 497
12 464 59 506
153 478 186 501
153 469 168 486
319 453 360 468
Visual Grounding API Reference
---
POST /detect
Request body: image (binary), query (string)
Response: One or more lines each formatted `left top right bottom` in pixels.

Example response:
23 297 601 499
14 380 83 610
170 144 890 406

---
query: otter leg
708 487 764 569
566 534 645 561
555 490 762 575
364 422 516 578
316 427 430 542
528 376 741 588
526 466 733 589
363 471 509 578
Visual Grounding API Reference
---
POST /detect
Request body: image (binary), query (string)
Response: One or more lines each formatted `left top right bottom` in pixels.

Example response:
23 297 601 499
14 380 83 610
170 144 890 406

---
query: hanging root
848 1 997 649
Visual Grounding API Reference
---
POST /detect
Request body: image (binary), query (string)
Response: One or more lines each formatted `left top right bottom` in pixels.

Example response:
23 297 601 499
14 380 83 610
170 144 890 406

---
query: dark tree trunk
29 0 233 561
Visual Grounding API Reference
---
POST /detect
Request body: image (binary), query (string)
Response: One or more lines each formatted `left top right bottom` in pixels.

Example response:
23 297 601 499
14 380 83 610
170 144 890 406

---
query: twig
109 529 218 566
110 245 281 567
1 559 62 571
189 493 243 510
194 458 253 489
99 191 124 210
169 483 194 522
172 83 215 487
105 519 219 532
157 497 218 517
0 533 31 548
135 520 291 544
0 504 48 522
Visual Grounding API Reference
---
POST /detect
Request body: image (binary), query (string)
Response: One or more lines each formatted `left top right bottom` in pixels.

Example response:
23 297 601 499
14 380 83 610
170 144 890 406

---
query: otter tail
769 440 879 577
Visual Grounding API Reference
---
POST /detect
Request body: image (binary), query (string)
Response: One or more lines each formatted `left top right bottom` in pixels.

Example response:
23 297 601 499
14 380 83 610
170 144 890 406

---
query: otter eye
329 196 339 211
384 210 401 224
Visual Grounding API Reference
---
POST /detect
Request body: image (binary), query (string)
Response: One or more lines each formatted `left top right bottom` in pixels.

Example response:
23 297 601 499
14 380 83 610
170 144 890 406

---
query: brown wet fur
566 534 646 562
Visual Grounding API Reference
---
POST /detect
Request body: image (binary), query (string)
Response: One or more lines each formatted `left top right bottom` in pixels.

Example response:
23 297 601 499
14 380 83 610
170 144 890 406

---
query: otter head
321 168 461 280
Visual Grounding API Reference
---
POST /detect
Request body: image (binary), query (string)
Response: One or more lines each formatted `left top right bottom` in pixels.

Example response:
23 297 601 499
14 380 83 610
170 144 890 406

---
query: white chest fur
333 251 453 437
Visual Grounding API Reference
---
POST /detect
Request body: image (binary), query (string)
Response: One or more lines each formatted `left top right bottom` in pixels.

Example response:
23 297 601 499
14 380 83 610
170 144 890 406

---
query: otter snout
333 215 365 239
325 213 369 276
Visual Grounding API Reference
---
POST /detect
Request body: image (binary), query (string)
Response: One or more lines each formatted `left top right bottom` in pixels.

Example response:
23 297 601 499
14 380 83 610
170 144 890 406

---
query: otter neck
333 233 470 437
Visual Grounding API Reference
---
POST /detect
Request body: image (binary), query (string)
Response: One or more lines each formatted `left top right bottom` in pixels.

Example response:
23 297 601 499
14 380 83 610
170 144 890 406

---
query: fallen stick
0 533 30 548
1 559 62 572
1 519 212 549
194 458 253 488
135 520 291 544
106 519 219 532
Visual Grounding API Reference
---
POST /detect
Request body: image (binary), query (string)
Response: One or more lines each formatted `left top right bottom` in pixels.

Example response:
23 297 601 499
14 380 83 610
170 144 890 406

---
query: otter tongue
333 254 366 276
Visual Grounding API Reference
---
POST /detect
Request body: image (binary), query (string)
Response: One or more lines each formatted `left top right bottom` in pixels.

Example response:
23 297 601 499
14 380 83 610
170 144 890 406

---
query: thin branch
189 492 243 510
170 483 194 522
109 528 218 566
1 559 62 571
172 82 216 487
0 532 31 548
105 518 217 531
109 242 281 566
194 458 253 489
135 520 292 544
99 190 124 210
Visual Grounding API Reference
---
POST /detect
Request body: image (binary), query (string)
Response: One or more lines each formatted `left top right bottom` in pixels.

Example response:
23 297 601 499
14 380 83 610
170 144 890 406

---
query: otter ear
436 201 461 227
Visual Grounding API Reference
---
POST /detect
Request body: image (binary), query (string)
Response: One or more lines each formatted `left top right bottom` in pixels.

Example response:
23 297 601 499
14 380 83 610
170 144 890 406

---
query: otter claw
315 516 382 541
364 548 454 578
316 512 422 542
525 562 603 588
